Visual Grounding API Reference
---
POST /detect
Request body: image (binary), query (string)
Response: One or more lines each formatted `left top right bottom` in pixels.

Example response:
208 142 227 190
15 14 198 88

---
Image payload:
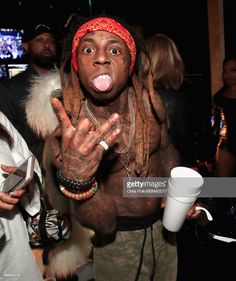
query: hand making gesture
51 97 121 183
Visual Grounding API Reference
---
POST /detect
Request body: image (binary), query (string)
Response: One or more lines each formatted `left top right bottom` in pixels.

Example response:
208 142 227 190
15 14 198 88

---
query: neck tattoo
84 94 135 177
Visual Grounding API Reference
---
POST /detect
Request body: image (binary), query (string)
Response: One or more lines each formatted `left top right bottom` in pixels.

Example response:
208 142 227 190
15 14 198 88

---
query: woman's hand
0 164 26 211
50 98 121 181
0 190 25 211
187 202 203 219
1 164 18 174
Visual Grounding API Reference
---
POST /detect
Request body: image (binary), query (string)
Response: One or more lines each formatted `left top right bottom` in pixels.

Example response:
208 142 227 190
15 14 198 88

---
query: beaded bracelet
56 169 96 190
59 181 98 201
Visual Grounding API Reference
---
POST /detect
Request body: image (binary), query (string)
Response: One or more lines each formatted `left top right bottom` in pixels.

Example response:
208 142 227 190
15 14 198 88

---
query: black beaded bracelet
56 169 96 190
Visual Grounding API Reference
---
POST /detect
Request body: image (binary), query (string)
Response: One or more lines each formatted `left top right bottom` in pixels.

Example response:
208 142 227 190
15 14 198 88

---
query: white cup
162 167 204 232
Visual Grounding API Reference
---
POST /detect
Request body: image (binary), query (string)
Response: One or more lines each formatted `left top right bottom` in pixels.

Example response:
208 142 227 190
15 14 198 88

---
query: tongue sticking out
92 75 112 92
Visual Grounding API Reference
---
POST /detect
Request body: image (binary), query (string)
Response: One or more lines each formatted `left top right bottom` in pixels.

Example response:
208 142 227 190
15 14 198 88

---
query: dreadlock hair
59 14 167 177
0 123 13 148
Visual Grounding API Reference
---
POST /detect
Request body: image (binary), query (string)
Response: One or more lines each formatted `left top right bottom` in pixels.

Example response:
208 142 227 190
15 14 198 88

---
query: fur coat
25 70 94 279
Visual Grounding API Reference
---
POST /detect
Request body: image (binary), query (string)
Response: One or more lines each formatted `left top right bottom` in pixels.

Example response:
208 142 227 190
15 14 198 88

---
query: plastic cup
162 167 204 232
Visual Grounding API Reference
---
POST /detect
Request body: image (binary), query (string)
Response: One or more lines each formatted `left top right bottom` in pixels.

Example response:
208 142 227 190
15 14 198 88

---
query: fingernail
114 128 121 135
111 113 119 120
50 98 57 106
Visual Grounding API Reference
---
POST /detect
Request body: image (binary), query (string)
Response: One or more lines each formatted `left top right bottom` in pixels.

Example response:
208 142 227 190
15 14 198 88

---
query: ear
22 42 29 54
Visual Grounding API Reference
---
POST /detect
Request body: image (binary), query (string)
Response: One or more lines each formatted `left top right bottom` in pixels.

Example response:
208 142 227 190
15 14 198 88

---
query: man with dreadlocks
25 15 180 281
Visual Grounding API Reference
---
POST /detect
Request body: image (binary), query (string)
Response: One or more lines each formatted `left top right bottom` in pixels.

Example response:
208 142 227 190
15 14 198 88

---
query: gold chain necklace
84 94 135 177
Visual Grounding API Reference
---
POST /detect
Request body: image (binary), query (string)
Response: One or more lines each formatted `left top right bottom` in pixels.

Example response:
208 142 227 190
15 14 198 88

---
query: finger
74 117 95 138
96 127 121 153
10 189 26 198
99 113 120 136
0 192 19 204
1 165 17 173
81 125 121 154
48 126 63 168
161 197 166 208
102 127 121 147
67 118 96 152
0 200 14 211
97 140 109 151
50 125 62 138
187 207 201 219
81 113 120 150
51 98 73 132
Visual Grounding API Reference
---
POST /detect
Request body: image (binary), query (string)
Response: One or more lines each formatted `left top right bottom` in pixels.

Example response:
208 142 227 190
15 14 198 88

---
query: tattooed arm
50 98 121 233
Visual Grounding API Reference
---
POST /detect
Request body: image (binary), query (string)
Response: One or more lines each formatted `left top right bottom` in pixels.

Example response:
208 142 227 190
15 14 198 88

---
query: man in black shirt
0 23 59 163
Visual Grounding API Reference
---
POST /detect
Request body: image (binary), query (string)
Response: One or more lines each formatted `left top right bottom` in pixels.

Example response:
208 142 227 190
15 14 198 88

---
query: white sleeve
0 111 41 216
0 111 42 181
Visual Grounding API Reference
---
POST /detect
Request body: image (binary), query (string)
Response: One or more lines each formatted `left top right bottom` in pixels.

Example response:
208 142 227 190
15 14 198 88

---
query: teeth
97 74 110 79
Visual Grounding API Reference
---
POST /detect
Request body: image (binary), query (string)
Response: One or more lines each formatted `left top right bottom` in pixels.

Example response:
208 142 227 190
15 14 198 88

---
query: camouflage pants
93 220 177 281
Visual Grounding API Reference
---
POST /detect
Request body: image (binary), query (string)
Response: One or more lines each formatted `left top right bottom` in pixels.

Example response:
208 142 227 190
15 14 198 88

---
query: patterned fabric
27 209 71 247
72 17 137 74
94 220 177 281
211 93 236 155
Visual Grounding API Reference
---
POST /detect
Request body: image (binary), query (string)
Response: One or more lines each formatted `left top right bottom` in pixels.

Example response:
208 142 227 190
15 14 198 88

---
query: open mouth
92 74 113 92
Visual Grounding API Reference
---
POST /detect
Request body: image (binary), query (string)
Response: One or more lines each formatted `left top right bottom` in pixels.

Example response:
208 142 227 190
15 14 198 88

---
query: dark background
0 0 235 101
1 1 234 69
0 0 210 75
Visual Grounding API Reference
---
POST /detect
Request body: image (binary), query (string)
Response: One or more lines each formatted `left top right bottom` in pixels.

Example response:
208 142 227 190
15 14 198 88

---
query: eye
83 47 95 54
109 47 121 55
36 38 44 44
47 38 55 45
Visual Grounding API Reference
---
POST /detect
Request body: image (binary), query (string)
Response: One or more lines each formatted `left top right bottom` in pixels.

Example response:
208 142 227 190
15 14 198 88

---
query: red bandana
71 17 136 74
